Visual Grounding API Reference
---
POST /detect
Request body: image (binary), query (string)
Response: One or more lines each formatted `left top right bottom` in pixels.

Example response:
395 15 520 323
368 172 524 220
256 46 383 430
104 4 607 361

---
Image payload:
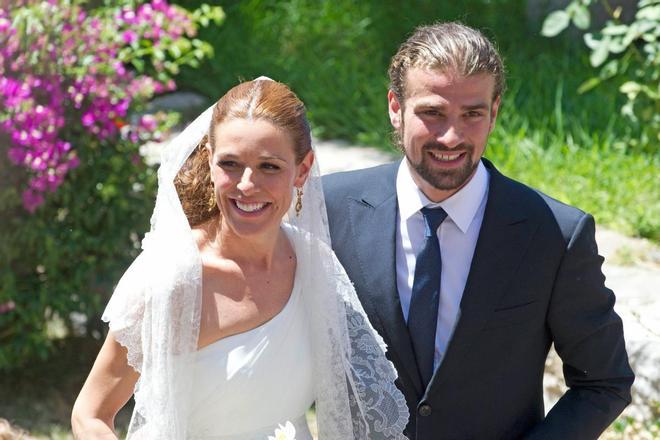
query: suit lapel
347 163 424 395
427 160 539 391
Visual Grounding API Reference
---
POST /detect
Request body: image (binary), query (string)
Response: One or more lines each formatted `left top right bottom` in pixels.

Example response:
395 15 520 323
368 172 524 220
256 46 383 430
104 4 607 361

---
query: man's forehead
403 66 495 98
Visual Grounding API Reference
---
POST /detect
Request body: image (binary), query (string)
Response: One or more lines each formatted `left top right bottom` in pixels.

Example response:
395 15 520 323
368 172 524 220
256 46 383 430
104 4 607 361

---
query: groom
323 22 634 439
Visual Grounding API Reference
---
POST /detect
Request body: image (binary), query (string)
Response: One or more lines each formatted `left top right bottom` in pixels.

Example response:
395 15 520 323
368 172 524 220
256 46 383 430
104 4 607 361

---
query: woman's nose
236 168 257 194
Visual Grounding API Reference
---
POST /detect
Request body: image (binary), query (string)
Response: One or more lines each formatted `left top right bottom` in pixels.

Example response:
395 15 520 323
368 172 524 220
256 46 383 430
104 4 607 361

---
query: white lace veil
102 78 409 439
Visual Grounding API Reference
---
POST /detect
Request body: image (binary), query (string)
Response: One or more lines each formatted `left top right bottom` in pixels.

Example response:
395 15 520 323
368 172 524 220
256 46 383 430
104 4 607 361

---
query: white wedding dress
185 225 314 439
105 96 410 439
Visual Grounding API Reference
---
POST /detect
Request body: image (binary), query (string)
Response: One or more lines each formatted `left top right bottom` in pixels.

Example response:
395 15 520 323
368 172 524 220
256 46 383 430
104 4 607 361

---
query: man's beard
393 119 481 191
406 139 478 191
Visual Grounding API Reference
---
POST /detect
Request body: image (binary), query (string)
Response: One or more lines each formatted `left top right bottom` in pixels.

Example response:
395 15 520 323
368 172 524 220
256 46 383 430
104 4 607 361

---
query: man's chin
415 162 477 192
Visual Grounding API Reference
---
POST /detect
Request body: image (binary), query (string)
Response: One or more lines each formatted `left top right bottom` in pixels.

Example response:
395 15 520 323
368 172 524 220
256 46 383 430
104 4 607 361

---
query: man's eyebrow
413 100 447 109
462 102 489 111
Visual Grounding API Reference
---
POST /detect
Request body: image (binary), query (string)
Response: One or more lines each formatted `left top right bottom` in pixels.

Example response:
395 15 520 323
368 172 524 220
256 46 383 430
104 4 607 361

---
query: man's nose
236 168 257 194
436 123 464 149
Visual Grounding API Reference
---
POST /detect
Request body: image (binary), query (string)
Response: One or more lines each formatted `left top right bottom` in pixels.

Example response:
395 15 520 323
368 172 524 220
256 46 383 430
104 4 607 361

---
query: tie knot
420 206 447 237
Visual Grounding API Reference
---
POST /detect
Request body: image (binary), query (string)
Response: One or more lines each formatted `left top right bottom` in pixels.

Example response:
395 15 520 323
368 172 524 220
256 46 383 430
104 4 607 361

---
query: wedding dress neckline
196 227 302 354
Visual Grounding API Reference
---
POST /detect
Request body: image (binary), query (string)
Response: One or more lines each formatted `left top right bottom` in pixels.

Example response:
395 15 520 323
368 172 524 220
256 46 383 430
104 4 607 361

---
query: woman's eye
218 160 239 168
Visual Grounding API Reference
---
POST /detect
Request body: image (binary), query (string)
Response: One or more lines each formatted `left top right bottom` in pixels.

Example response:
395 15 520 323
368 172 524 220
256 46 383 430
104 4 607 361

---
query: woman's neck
201 218 284 271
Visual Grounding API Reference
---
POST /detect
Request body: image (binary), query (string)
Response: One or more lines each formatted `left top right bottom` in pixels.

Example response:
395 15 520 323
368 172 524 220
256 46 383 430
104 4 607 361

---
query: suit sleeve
525 213 634 440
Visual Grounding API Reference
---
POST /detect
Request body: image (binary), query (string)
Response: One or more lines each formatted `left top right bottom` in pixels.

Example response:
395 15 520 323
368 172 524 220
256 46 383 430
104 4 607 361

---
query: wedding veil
102 79 409 439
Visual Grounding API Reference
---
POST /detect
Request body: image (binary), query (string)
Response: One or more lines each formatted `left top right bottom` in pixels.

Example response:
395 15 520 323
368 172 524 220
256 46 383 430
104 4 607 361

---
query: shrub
542 0 660 153
0 0 223 370
174 0 658 240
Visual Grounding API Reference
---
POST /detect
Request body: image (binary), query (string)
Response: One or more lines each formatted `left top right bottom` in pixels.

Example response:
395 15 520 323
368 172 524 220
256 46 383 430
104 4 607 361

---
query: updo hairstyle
174 79 312 227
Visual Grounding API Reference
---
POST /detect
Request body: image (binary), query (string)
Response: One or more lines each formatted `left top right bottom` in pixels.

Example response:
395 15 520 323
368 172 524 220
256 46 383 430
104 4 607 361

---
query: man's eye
465 111 484 118
261 163 281 171
421 110 440 116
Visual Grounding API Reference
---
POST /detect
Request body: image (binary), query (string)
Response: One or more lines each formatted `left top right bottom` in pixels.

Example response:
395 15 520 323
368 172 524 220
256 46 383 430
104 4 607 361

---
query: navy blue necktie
408 206 447 388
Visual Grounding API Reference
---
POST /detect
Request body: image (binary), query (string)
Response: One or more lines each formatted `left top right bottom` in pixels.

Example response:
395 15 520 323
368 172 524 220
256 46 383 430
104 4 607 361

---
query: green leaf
590 38 610 66
542 10 570 37
602 24 629 35
599 59 620 79
640 84 660 100
131 58 145 72
637 5 660 20
577 77 601 94
607 37 628 54
572 5 591 30
584 33 599 49
168 44 182 59
621 100 637 121
620 81 642 95
639 0 659 8
153 48 165 61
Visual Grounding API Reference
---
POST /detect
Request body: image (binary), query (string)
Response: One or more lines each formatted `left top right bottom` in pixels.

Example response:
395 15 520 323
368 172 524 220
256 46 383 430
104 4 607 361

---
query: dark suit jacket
323 159 634 440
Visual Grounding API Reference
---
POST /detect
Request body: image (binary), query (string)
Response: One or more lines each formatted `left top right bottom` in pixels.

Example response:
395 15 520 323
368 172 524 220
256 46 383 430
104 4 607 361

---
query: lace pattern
101 99 409 439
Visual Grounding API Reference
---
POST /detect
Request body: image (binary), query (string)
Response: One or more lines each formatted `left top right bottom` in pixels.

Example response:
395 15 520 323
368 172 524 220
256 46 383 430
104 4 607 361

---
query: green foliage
487 126 660 241
0 1 220 371
542 0 660 153
541 0 592 36
175 0 657 240
0 134 158 368
176 0 526 144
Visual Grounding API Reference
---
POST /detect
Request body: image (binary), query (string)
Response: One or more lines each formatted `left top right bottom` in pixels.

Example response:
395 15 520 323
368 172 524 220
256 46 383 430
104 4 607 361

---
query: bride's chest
197 264 296 348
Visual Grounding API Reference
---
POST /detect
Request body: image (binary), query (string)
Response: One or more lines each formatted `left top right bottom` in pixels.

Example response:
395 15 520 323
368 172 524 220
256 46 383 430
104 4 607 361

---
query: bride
71 78 409 439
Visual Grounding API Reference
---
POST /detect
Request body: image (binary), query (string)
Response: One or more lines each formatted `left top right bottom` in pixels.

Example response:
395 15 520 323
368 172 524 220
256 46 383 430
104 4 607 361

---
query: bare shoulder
191 220 216 252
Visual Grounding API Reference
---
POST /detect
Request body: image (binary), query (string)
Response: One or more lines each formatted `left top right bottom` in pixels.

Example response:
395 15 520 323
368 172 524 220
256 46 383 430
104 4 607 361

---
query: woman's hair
174 79 312 227
0 418 32 440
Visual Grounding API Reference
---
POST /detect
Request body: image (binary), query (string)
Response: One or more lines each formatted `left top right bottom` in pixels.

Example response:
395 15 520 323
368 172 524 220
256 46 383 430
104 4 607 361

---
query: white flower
268 421 296 440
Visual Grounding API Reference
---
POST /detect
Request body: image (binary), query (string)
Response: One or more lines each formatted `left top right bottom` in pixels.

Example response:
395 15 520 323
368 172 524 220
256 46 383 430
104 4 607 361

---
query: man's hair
388 22 505 103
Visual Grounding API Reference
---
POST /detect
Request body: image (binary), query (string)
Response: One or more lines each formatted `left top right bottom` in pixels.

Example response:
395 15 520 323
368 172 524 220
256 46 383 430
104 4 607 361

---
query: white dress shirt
396 160 489 369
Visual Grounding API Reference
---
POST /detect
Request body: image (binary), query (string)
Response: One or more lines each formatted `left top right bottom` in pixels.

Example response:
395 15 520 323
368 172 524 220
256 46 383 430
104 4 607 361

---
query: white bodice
186 232 315 439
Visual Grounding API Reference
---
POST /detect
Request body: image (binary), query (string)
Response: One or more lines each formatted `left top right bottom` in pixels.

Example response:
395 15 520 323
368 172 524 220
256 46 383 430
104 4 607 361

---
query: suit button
418 404 432 417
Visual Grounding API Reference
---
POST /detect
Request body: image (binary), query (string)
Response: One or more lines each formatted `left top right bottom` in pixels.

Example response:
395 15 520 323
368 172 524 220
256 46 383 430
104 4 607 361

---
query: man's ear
388 90 402 130
488 95 501 133
293 150 315 188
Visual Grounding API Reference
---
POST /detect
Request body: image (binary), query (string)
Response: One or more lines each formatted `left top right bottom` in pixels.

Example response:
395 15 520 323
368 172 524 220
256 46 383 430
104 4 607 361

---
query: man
323 22 634 439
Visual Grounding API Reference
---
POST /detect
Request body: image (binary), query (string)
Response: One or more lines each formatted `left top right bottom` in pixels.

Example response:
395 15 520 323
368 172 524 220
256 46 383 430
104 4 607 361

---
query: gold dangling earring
207 190 216 212
295 187 303 217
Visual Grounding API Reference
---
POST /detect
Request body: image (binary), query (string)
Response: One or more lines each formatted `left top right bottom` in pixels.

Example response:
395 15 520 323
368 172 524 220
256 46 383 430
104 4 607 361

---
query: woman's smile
231 198 271 215
207 118 309 238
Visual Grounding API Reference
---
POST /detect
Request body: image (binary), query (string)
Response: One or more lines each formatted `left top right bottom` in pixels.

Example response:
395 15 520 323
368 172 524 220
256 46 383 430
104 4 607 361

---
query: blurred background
0 0 658 438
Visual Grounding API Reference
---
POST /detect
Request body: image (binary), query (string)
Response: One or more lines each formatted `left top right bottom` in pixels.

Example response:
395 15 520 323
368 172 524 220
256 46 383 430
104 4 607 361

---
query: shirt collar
396 159 490 233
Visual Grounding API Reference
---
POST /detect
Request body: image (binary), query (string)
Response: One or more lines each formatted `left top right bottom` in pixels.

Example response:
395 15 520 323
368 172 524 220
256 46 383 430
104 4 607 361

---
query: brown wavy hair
174 79 312 227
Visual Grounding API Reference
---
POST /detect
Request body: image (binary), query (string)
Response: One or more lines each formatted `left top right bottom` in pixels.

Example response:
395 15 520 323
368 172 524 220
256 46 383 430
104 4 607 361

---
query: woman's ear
293 150 315 188
205 140 214 179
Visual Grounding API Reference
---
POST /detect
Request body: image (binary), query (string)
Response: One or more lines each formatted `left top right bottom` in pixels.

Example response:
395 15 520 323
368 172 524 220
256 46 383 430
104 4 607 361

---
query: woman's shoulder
191 220 224 257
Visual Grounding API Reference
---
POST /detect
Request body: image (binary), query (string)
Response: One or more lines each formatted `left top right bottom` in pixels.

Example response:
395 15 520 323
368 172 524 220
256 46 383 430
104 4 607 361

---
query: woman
71 78 409 439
